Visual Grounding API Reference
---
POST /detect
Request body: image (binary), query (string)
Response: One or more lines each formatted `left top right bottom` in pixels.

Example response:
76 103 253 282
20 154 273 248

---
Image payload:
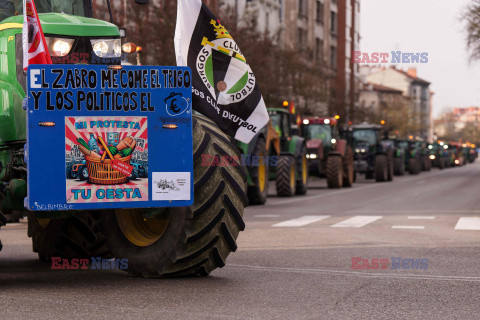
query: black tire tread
326 156 343 188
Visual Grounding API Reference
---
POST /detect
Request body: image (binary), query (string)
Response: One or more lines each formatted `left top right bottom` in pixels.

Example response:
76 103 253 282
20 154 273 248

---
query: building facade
361 66 432 140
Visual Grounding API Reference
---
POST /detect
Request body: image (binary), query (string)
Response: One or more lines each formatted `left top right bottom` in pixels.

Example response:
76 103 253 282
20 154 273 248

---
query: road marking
392 226 425 229
228 264 480 283
331 216 382 228
272 215 331 227
454 217 480 230
408 216 435 220
255 214 280 218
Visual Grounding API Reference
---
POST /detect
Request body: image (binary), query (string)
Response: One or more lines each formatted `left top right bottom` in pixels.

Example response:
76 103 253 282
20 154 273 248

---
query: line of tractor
238 104 479 206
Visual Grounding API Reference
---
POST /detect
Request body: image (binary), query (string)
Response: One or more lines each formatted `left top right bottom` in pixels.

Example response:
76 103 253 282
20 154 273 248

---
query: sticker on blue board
152 172 191 201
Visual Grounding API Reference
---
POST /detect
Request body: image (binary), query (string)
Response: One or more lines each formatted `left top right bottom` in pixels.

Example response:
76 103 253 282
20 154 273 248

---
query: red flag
23 0 52 70
289 101 296 114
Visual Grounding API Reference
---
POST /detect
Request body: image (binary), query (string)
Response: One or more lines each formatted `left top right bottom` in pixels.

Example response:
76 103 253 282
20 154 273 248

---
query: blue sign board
26 65 193 211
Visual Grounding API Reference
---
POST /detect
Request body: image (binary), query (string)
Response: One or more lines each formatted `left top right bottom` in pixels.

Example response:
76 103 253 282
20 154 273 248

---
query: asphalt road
1 162 480 320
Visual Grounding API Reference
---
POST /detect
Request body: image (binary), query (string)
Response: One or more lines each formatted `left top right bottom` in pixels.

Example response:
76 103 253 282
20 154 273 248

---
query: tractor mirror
134 0 150 4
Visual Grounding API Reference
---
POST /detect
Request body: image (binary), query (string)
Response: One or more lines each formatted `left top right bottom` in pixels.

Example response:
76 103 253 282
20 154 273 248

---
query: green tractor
383 135 406 176
428 141 448 169
0 0 247 277
267 108 308 197
415 140 432 172
237 120 280 205
302 117 354 188
351 123 394 182
396 138 423 175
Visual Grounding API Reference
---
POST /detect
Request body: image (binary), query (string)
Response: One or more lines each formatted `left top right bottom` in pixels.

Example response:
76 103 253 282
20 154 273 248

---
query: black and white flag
175 0 269 143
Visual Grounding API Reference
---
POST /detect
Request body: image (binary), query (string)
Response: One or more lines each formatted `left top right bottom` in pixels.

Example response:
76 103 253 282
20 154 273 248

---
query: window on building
330 11 337 33
330 45 337 69
316 38 324 62
316 1 324 23
298 28 307 47
279 0 283 21
298 0 307 18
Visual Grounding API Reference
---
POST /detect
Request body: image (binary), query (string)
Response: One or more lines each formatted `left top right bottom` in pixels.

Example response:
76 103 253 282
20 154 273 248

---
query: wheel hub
116 209 171 247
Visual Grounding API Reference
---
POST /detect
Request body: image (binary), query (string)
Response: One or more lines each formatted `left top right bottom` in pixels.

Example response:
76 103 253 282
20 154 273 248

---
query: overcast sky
360 0 480 117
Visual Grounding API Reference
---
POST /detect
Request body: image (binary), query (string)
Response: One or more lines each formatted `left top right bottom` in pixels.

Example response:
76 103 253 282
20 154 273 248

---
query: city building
335 0 361 122
434 107 480 142
358 82 404 120
361 66 432 140
279 0 361 118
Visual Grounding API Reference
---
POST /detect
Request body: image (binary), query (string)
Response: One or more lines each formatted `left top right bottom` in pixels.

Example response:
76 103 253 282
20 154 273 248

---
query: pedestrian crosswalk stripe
331 216 383 228
392 226 425 229
408 216 435 220
454 217 480 230
272 215 331 227
255 215 280 218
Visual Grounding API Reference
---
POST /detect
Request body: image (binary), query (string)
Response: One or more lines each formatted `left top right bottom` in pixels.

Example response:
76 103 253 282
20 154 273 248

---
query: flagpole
235 0 238 26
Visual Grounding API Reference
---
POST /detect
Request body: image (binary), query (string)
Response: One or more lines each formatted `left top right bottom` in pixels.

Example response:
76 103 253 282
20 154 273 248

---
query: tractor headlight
331 139 337 144
307 154 317 159
91 39 122 58
429 155 435 160
45 37 74 57
355 149 360 153
361 148 366 153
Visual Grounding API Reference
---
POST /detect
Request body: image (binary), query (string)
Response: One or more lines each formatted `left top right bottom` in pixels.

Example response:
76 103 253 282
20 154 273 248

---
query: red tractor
302 117 354 188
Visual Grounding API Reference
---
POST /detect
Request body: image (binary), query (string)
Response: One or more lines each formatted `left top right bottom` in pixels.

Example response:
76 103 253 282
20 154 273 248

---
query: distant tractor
302 117 354 188
237 121 280 205
415 140 432 172
396 139 422 175
268 108 309 197
383 136 406 176
352 123 394 182
428 142 449 169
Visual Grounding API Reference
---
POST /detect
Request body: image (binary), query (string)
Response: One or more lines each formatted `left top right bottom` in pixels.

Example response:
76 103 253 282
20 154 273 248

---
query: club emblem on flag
175 0 269 143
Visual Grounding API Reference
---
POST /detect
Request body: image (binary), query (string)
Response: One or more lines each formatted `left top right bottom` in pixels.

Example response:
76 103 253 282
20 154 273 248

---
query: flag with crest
175 0 269 143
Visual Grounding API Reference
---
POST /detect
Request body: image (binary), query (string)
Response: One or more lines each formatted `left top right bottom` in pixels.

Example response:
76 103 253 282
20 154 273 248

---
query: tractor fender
334 139 347 157
288 136 306 158
246 132 265 156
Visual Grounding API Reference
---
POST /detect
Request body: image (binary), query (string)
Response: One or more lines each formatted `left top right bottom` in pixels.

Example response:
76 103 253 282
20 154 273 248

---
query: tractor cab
351 123 382 155
302 117 338 150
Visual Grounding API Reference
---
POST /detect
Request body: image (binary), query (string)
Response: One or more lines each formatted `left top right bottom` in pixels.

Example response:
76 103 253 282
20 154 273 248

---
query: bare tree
463 0 480 61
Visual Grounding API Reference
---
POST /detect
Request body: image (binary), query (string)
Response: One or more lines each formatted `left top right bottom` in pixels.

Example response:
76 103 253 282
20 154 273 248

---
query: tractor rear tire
247 137 269 205
326 155 343 188
394 156 405 176
438 157 445 170
387 152 394 182
409 157 420 175
27 213 111 261
295 146 309 195
276 155 297 197
342 147 354 187
97 115 247 277
375 154 388 182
